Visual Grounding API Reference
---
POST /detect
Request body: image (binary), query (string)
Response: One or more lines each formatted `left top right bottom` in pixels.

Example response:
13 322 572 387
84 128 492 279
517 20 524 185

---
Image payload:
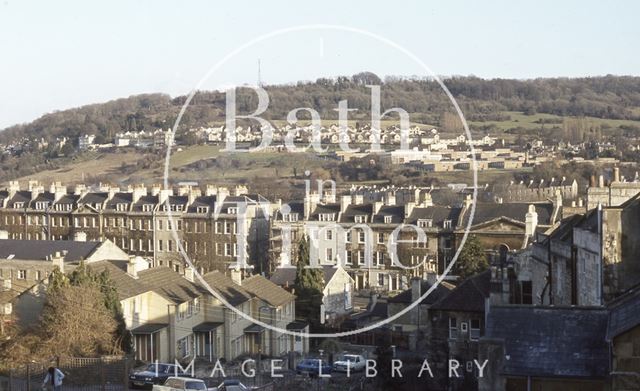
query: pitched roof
388 279 453 305
607 287 640 340
485 306 609 379
462 202 554 227
431 270 490 312
405 206 462 227
270 265 344 287
137 267 205 304
242 274 295 307
202 271 252 306
88 260 151 300
0 239 102 262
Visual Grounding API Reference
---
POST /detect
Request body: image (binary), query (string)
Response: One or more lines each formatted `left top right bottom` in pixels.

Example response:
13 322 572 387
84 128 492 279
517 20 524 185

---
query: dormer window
116 203 127 212
196 206 209 214
417 219 433 228
443 219 452 229
94 204 101 210
228 207 238 214
284 213 298 222
175 205 183 212
384 216 393 224
319 213 335 222
142 204 153 212
354 215 367 223
14 202 24 209
35 201 49 210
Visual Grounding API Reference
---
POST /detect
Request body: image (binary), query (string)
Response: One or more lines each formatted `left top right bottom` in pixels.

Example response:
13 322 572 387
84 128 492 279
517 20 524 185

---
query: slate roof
137 267 205 304
270 265 342 287
81 192 109 205
242 274 295 307
372 205 404 224
462 202 554 227
485 306 610 379
388 280 454 305
202 271 252 306
186 195 217 213
308 203 340 221
431 270 491 312
105 193 133 210
405 206 462 227
0 239 103 262
55 194 80 206
340 204 373 223
131 195 159 212
606 287 640 340
88 260 151 300
7 191 31 208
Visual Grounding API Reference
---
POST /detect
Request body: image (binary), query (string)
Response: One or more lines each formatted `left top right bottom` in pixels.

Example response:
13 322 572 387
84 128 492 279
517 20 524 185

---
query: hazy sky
1 0 639 129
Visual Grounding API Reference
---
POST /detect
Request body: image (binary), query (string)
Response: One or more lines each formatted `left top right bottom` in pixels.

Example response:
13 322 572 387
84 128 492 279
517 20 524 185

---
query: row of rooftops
88 259 294 309
0 181 269 215
0 180 558 229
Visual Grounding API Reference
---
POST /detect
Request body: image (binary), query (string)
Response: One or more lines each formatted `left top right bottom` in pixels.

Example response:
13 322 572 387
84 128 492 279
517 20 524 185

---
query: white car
333 354 366 373
152 377 208 391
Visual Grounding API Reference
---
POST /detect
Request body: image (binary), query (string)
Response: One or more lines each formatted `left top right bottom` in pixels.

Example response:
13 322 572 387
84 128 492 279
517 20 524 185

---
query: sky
0 0 639 129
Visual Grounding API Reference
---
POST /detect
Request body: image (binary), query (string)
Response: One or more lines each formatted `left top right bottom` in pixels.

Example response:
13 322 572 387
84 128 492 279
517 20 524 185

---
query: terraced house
0 181 274 274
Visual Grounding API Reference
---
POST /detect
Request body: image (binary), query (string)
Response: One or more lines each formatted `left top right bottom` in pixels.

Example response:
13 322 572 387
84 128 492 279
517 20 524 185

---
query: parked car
152 377 207 391
333 354 366 372
129 363 192 388
210 379 251 390
296 358 333 377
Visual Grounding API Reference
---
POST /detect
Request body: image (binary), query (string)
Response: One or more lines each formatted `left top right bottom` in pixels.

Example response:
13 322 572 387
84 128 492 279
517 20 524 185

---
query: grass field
469 111 640 132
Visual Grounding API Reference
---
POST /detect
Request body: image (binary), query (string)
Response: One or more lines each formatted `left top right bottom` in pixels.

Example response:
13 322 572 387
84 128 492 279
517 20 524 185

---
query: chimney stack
374 201 384 215
132 185 147 204
151 184 162 196
598 175 605 188
184 266 195 282
73 232 87 242
404 201 416 218
52 251 65 273
230 266 242 285
340 195 352 213
613 167 620 183
127 256 139 279
525 204 538 237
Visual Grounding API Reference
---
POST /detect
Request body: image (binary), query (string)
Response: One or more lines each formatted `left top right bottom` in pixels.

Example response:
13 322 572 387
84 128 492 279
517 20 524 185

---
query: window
384 216 392 224
378 273 386 286
417 219 432 228
443 220 452 229
357 251 365 265
319 213 334 222
470 319 480 340
326 248 333 262
345 251 352 265
378 232 385 244
354 215 366 223
358 231 366 243
142 204 153 212
325 229 333 240
375 251 385 266
228 207 237 214
461 321 468 333
345 231 352 243
17 270 27 280
521 281 533 305
196 206 209 214
449 317 457 340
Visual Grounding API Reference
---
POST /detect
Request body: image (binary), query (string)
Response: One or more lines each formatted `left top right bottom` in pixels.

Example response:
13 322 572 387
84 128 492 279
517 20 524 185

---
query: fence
7 356 129 391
